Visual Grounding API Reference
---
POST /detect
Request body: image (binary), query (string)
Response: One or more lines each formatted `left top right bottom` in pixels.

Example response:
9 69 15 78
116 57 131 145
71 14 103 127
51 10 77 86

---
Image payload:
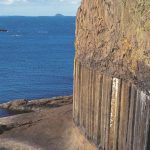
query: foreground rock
0 106 72 150
0 96 96 150
0 96 73 150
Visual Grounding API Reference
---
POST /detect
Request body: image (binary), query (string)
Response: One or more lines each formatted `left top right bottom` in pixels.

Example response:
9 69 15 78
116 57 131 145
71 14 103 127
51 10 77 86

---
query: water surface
0 16 75 116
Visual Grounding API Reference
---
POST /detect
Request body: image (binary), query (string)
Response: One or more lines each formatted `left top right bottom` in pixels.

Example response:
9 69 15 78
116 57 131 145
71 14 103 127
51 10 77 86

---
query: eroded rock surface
75 0 150 92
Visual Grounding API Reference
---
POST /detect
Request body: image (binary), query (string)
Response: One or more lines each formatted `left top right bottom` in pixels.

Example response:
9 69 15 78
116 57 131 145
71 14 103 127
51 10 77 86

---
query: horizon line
0 15 76 17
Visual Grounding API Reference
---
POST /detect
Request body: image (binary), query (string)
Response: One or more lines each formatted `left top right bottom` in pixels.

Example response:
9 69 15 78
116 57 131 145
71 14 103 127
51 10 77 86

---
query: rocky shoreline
0 96 72 112
0 96 73 150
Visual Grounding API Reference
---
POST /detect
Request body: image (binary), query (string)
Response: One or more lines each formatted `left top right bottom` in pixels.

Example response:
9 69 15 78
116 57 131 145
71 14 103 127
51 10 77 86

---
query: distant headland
55 14 64 17
0 29 8 32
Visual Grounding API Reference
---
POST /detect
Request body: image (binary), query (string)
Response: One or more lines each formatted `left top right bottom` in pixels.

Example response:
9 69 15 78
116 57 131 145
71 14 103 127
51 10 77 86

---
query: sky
0 0 81 16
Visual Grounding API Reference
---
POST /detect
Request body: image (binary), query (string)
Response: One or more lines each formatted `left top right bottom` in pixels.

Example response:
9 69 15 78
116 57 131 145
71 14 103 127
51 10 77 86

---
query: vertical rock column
73 60 150 150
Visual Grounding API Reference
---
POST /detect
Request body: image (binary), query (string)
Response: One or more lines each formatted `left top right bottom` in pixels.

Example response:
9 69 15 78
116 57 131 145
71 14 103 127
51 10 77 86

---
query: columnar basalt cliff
73 0 150 150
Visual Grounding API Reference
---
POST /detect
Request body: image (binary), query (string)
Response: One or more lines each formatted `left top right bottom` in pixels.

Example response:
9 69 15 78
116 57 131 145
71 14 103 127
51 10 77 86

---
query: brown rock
73 0 150 150
75 0 150 92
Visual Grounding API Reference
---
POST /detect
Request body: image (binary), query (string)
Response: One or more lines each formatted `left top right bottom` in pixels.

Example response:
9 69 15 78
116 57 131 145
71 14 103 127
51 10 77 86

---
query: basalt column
73 0 150 150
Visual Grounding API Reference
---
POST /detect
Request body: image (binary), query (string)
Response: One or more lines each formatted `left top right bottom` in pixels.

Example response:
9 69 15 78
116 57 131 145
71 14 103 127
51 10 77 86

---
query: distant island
0 29 8 32
55 14 64 17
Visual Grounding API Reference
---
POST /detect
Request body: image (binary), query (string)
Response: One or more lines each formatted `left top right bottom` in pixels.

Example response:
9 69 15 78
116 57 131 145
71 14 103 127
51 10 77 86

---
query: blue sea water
0 16 75 115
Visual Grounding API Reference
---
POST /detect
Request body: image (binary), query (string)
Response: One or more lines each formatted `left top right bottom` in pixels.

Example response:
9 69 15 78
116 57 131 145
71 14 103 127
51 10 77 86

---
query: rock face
75 0 150 91
73 0 150 150
73 62 150 150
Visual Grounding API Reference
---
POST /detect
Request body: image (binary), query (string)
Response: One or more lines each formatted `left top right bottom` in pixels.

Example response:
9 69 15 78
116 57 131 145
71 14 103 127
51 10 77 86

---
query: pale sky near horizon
0 0 81 16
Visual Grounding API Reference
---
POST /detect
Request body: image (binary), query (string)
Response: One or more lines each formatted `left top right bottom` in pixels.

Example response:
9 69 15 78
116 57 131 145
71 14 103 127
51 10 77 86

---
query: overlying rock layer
73 0 150 150
75 0 150 92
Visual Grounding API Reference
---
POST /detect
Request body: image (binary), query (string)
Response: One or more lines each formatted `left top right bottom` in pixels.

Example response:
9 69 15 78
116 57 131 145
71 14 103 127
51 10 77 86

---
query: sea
0 16 75 117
